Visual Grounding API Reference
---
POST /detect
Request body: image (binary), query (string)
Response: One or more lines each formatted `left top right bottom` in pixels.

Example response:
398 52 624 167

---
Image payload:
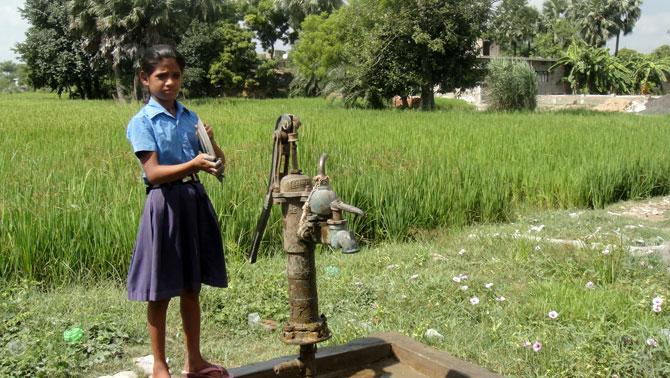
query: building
477 40 567 95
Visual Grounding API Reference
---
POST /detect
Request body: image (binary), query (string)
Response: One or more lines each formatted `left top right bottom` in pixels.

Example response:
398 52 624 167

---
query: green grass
1 201 668 377
1 92 670 285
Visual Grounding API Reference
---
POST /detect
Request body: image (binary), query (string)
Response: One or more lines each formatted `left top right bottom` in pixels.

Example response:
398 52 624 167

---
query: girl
126 44 231 378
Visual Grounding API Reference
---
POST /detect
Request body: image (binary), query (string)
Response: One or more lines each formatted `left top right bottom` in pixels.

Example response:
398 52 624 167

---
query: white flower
602 247 611 255
452 276 462 283
532 341 542 352
548 310 559 319
522 341 532 348
652 304 662 313
530 224 545 232
459 274 469 280
652 296 664 306
646 338 658 347
534 245 541 252
495 296 506 302
585 281 594 289
460 285 469 291
485 283 494 289
458 248 466 255
469 297 480 305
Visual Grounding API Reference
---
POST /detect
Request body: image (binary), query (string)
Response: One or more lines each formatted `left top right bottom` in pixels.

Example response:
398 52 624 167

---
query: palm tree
68 0 222 101
607 0 641 56
541 0 568 42
568 0 617 47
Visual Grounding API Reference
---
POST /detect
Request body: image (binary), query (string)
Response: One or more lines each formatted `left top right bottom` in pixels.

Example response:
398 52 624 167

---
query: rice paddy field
1 92 670 284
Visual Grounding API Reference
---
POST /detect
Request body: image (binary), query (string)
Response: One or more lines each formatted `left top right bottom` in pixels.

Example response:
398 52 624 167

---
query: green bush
485 59 538 111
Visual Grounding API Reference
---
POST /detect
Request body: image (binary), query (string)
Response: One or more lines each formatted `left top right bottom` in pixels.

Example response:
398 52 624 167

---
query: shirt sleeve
126 115 157 156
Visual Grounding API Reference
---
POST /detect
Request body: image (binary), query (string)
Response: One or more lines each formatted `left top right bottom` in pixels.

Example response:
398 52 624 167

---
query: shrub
485 59 538 111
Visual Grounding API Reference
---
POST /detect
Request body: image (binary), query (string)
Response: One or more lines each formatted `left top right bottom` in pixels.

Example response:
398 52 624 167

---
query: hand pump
248 114 364 377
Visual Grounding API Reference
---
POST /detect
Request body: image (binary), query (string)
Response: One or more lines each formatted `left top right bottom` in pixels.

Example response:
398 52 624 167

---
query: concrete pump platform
228 332 502 378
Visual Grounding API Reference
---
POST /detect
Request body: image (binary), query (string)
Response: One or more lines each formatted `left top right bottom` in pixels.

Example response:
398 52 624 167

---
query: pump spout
330 229 360 253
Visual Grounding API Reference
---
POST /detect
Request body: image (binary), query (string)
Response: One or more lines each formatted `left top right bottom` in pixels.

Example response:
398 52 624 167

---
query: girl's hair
139 44 186 75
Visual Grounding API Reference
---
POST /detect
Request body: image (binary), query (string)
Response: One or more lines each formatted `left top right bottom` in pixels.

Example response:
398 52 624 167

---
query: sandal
182 364 233 378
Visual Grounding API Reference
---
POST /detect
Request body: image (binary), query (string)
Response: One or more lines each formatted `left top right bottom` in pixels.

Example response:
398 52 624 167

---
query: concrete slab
228 332 501 378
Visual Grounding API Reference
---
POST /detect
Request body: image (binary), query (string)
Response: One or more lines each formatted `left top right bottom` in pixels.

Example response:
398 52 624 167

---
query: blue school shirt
126 97 201 181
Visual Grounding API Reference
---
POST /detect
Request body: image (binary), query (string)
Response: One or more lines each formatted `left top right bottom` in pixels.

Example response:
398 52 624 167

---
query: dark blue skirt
127 182 228 301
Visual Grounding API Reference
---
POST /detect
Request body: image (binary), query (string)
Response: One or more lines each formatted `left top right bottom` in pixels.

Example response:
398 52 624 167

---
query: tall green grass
1 93 669 283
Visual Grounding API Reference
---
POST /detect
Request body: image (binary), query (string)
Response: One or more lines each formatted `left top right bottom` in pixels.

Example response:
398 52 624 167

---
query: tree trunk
133 74 142 102
421 83 435 111
112 63 126 103
615 32 620 56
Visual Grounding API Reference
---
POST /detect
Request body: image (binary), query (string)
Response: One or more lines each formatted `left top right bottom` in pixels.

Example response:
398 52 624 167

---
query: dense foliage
292 0 491 110
13 0 335 100
552 41 670 95
485 59 538 111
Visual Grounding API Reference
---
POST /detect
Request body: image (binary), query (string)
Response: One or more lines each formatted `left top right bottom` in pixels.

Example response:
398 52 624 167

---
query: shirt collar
145 96 190 119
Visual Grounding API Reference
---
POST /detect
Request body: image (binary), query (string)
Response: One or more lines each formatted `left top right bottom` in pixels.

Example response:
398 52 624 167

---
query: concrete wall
531 61 566 95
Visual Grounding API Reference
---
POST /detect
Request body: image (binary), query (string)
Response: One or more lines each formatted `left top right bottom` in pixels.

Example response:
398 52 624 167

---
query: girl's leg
180 289 225 377
148 299 171 378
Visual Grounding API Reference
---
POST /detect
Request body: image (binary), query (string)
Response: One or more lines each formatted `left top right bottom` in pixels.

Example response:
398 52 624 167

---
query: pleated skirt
127 182 228 301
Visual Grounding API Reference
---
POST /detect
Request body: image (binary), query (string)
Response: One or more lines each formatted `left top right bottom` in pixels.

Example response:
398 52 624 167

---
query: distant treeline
14 0 343 101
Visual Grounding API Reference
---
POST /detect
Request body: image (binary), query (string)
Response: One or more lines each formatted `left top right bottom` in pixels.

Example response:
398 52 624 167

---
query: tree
208 23 260 96
568 0 618 48
240 0 342 58
633 56 670 94
67 0 226 101
15 0 108 98
289 12 346 96
242 0 291 59
608 0 641 56
551 40 632 94
322 0 490 110
178 20 226 97
532 0 578 58
651 45 670 60
489 0 539 56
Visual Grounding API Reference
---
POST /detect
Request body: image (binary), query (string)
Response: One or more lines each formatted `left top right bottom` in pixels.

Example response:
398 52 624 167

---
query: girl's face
140 58 182 105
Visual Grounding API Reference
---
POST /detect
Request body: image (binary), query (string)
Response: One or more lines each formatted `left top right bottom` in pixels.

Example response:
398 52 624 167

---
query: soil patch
641 95 670 115
611 196 670 222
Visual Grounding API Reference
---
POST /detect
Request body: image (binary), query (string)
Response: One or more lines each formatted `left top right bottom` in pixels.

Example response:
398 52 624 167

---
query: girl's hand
192 153 223 176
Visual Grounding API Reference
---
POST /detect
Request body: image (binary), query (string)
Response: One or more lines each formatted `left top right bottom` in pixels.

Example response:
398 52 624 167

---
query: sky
1 0 669 63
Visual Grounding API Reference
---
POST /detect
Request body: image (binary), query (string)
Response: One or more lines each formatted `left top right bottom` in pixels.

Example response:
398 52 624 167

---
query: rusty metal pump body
248 114 363 377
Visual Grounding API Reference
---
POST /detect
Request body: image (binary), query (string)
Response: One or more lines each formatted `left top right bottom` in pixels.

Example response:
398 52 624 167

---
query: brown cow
392 95 422 109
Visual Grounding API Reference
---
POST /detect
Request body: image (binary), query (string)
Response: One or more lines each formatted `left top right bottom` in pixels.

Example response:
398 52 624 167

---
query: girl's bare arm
138 151 220 185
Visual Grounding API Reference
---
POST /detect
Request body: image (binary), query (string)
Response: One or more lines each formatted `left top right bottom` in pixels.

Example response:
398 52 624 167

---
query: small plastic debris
425 328 444 340
63 327 84 343
248 312 261 327
359 321 373 332
97 371 138 378
134 355 169 376
325 265 340 277
6 340 26 356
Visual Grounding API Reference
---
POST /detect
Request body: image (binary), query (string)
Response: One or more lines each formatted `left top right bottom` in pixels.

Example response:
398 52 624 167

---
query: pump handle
248 114 293 263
